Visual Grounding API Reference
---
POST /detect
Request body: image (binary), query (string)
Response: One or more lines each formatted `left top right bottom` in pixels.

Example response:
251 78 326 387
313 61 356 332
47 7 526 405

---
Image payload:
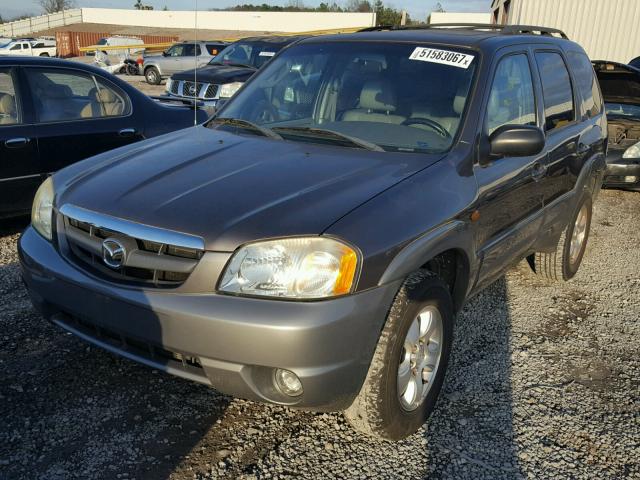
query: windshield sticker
259 51 276 57
409 47 475 69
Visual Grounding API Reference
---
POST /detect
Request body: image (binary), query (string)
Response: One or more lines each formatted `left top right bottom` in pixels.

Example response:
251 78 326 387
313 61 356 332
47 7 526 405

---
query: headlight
219 82 243 99
623 141 640 158
219 237 359 299
31 176 55 241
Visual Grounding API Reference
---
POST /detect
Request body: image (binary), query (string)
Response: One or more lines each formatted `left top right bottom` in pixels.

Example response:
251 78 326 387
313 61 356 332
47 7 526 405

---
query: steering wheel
250 100 279 123
402 117 451 139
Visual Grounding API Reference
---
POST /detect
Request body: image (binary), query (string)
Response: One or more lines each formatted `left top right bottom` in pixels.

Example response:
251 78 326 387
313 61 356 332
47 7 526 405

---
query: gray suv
20 25 606 440
143 40 229 85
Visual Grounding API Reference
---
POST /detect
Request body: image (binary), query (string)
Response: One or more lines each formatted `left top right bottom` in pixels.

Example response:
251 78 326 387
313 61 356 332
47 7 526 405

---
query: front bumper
604 155 640 190
19 227 400 411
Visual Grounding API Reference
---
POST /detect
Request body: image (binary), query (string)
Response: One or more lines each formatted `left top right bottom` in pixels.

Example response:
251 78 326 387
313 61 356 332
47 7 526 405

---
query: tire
344 270 454 440
145 66 161 85
530 193 592 282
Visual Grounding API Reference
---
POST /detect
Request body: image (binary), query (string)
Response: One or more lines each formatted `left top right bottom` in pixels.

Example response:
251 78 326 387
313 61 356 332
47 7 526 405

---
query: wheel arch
378 221 476 312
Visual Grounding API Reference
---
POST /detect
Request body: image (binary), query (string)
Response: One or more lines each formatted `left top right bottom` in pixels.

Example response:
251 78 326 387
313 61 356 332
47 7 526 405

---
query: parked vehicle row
18 25 609 441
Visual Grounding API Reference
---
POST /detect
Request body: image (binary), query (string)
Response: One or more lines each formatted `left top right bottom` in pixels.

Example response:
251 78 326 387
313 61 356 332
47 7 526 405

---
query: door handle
5 137 30 149
531 161 547 180
118 128 137 138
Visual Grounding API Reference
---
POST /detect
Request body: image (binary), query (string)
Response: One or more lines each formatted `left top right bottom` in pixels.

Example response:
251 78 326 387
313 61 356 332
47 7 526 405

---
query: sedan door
22 66 143 173
0 67 40 218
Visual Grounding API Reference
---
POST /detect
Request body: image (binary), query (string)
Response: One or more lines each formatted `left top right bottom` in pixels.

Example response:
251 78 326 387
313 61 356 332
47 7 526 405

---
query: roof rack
358 23 568 39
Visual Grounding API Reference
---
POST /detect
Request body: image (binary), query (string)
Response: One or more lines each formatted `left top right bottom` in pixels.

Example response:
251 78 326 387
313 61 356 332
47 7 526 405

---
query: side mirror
489 125 545 158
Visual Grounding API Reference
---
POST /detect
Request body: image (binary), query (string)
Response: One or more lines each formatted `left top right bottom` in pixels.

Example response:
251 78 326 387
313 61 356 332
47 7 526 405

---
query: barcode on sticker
409 47 474 69
259 51 276 57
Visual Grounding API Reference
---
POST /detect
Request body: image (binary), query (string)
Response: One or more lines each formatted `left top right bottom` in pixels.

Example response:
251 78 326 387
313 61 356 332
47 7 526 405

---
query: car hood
55 126 443 252
593 60 640 106
171 64 256 84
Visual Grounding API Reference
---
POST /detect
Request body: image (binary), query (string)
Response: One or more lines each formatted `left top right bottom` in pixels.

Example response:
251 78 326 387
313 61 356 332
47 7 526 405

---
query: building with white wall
428 12 493 25
491 0 640 63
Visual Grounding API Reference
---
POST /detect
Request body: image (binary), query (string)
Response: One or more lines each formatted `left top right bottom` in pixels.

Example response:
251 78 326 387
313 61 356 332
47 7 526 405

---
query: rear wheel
344 270 454 440
145 66 161 85
530 194 592 281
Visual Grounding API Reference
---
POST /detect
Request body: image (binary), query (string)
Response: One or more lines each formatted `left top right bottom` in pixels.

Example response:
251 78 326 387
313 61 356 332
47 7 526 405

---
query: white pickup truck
0 38 57 57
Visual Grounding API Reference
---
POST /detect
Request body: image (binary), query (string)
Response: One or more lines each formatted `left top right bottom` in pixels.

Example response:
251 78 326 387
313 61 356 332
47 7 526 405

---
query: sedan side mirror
489 125 545 158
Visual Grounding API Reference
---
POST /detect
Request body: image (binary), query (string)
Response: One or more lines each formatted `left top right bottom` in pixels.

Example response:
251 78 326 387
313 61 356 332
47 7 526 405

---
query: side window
567 51 602 119
206 44 221 55
10 44 21 51
194 45 202 56
486 54 537 135
169 45 184 57
182 44 195 57
0 69 20 125
535 52 575 131
25 68 130 122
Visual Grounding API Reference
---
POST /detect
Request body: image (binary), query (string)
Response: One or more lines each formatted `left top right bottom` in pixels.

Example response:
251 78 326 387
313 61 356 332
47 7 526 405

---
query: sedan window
0 69 20 125
25 68 130 122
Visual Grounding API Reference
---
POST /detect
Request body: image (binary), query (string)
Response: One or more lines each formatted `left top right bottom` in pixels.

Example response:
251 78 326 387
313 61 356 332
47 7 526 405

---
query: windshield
606 102 640 119
209 40 284 68
213 42 477 153
97 38 107 46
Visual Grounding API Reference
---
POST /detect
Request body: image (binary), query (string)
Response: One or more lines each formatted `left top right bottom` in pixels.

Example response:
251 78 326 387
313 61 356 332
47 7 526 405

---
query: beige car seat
0 93 18 125
342 79 406 124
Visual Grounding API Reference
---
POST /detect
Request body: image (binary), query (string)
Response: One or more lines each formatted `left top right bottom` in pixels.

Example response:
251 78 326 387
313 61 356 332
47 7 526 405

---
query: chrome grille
204 84 219 99
169 79 179 95
59 205 204 288
182 80 204 98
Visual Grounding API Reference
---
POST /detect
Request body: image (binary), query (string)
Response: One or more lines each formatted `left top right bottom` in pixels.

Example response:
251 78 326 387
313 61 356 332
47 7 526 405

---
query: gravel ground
1 189 639 480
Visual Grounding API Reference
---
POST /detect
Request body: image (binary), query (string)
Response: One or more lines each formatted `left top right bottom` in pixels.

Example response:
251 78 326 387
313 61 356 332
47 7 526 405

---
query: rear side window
567 51 602 119
25 68 130 122
535 52 575 131
0 69 20 125
486 53 537 134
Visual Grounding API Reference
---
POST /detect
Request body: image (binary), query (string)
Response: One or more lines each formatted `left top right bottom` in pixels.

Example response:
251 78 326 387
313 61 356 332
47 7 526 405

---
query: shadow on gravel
0 253 232 480
422 277 523 478
0 216 29 237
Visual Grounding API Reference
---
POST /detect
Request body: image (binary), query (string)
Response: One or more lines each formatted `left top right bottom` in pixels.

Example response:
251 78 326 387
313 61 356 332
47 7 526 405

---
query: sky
1 0 492 23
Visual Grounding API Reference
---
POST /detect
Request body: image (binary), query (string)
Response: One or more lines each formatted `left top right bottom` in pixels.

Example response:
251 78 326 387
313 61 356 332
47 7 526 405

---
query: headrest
453 83 468 115
97 88 117 103
359 79 397 113
0 93 15 115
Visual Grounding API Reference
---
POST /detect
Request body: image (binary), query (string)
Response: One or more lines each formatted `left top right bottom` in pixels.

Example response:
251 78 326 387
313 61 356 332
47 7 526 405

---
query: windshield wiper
224 62 256 69
271 126 384 152
210 117 282 140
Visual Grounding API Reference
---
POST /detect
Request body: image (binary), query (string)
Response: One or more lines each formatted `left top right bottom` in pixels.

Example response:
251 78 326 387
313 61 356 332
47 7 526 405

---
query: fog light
624 176 638 183
274 368 303 397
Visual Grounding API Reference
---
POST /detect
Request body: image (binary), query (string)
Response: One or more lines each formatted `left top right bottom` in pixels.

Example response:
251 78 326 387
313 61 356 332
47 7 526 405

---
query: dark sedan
593 60 640 191
165 36 308 110
0 56 208 219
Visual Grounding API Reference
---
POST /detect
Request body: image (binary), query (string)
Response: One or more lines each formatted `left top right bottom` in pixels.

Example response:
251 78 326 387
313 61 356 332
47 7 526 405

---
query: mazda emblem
102 238 126 269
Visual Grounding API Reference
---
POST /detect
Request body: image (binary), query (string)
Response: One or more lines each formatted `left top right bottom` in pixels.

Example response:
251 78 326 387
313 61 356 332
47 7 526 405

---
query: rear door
23 66 143 173
473 48 546 288
532 49 584 205
177 43 200 71
0 67 40 217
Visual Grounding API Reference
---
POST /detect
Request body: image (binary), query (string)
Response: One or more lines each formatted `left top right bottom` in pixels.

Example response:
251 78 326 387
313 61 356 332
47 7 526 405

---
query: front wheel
145 66 161 85
530 193 592 282
344 270 454 440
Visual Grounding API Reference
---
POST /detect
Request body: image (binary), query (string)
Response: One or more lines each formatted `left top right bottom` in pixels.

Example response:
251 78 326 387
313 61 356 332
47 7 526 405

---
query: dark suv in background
165 36 307 110
20 25 606 440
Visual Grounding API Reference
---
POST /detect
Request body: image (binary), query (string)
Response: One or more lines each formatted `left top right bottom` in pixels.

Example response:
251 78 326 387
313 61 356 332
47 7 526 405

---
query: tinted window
168 45 185 56
10 44 21 51
182 44 196 57
217 42 478 153
206 43 224 55
25 68 129 122
567 51 602 119
0 69 20 125
535 52 575 131
486 54 536 134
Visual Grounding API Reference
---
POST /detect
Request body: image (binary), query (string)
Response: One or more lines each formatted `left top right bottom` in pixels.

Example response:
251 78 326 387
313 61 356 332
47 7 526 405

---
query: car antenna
193 0 198 126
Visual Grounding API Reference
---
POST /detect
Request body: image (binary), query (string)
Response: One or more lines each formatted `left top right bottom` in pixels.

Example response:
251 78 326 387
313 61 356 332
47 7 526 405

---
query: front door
22 66 143 173
473 49 546 289
0 67 40 218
